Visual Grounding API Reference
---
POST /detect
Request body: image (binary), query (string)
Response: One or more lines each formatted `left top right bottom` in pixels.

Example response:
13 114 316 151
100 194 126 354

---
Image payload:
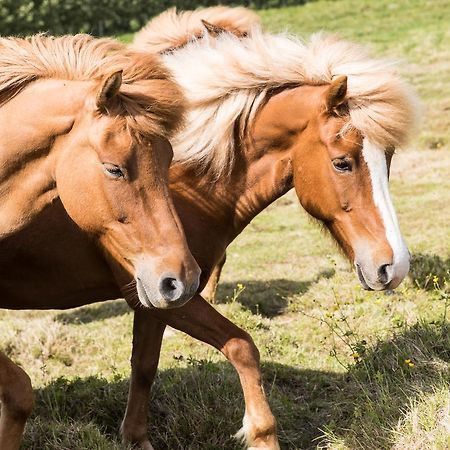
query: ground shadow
216 270 335 317
54 270 336 325
409 253 449 290
23 321 449 449
55 299 130 324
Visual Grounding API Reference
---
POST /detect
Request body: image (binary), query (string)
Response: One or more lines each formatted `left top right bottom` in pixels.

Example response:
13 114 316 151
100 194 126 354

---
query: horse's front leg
121 310 165 450
152 295 280 450
200 251 226 303
0 351 35 450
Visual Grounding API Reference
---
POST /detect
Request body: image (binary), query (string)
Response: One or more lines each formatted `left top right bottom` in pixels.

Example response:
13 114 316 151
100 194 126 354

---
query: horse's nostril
377 264 391 285
159 276 184 302
161 277 177 292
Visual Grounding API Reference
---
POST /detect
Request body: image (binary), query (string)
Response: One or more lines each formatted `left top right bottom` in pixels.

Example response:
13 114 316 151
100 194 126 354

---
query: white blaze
361 138 410 288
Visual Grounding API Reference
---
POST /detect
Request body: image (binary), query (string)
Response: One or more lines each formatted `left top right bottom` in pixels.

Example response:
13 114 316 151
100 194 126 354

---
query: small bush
0 0 314 36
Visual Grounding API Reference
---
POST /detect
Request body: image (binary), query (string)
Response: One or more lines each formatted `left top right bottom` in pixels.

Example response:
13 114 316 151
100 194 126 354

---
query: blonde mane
0 34 184 138
134 18 420 177
133 6 261 54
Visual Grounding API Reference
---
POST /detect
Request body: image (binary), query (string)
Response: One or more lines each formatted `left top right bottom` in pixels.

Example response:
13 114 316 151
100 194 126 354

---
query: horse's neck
0 79 88 238
170 118 294 248
230 85 316 231
171 87 305 279
169 136 292 285
229 145 293 233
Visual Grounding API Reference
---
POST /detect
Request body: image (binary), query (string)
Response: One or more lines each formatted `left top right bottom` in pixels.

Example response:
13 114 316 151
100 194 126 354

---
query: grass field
2 0 449 449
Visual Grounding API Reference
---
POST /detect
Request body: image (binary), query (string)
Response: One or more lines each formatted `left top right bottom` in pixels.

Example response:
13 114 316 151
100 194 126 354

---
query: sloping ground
0 0 448 449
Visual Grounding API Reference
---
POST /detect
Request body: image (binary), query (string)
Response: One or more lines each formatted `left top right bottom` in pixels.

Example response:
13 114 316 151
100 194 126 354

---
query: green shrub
0 0 313 36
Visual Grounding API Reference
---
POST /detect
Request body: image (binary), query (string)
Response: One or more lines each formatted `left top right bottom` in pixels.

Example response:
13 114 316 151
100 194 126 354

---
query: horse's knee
223 331 260 368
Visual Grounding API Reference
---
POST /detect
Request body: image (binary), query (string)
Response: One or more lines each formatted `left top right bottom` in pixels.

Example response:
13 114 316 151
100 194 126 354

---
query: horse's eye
332 158 353 173
103 163 125 179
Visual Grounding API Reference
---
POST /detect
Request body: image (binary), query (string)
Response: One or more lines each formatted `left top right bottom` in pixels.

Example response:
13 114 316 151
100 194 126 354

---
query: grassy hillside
1 0 449 449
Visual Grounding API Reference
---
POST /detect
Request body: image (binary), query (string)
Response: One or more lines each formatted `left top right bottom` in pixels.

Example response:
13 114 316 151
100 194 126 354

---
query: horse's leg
200 252 226 303
152 295 279 450
0 352 34 450
121 310 165 450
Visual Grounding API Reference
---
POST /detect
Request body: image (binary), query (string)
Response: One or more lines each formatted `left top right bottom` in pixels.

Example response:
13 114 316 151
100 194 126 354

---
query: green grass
2 1 450 449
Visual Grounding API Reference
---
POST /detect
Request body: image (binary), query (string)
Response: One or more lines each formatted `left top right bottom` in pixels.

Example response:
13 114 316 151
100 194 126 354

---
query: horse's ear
326 75 347 112
201 19 227 36
96 70 123 110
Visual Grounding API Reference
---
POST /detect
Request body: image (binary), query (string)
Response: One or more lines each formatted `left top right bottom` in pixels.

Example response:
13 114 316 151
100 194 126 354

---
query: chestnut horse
0 34 201 450
121 19 419 449
0 19 419 450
